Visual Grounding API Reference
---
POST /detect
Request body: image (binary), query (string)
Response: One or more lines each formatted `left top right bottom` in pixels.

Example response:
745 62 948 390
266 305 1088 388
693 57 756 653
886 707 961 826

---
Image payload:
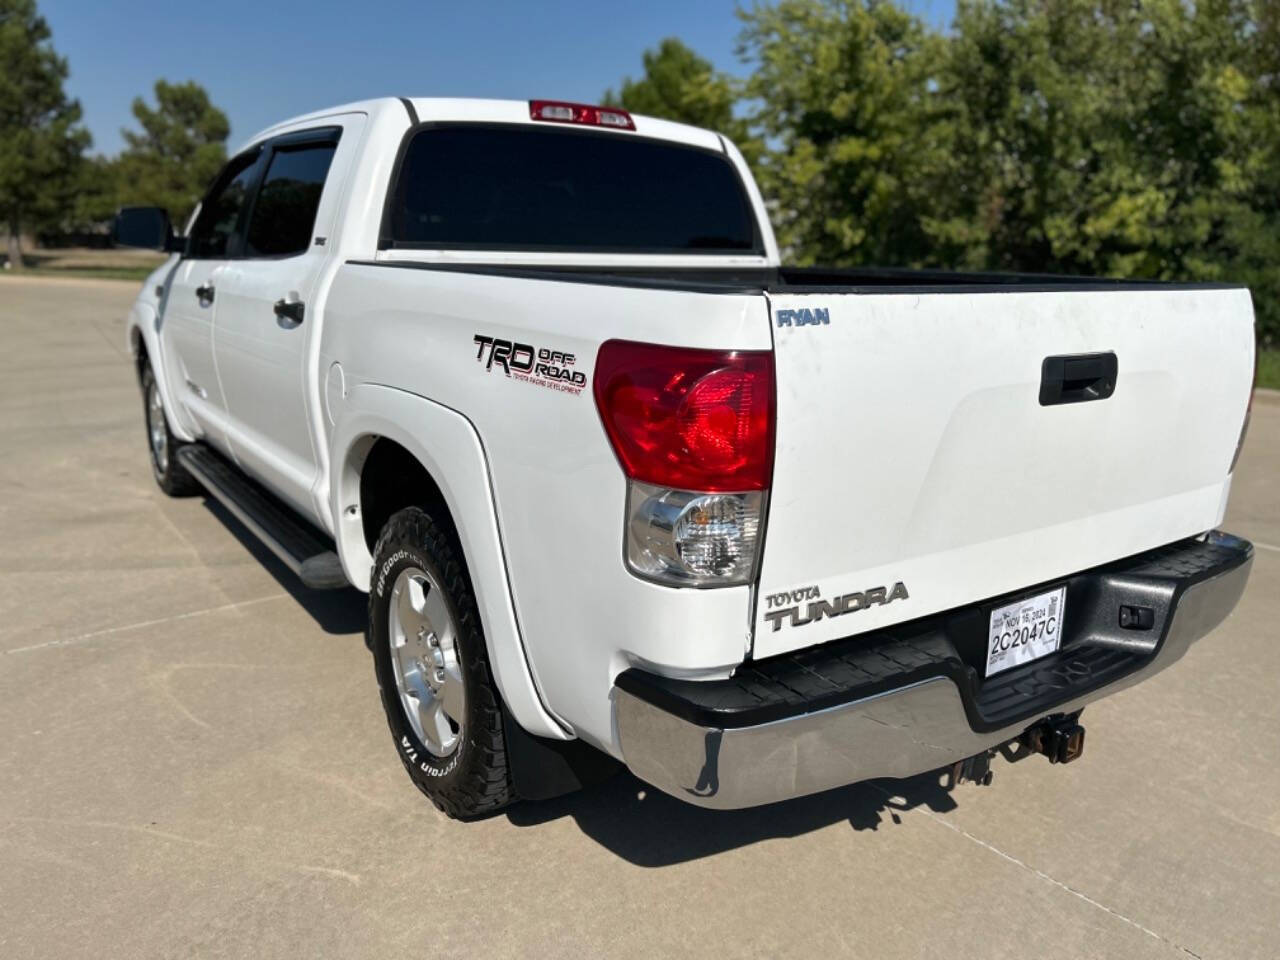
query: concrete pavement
1 275 1277 959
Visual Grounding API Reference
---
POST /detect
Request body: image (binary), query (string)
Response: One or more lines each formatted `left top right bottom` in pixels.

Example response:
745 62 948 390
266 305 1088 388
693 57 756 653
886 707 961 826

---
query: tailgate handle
1039 352 1117 406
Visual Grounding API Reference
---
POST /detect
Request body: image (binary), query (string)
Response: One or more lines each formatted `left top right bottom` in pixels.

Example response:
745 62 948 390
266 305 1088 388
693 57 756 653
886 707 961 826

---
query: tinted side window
245 143 337 257
188 153 260 259
388 126 760 253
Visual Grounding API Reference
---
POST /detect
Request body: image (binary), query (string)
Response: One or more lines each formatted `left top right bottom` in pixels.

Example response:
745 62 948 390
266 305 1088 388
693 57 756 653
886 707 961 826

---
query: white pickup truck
116 97 1256 817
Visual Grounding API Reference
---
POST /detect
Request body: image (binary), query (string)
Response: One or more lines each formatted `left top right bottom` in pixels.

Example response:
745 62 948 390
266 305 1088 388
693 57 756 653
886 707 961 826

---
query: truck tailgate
754 285 1254 659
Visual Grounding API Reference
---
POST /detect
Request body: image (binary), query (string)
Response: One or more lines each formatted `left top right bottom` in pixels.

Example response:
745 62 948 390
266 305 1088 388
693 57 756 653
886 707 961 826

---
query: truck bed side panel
322 262 772 749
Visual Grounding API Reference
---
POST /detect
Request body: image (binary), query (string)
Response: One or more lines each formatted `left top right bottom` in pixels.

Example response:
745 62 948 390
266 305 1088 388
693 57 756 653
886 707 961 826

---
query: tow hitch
951 714 1086 787
1020 714 1086 764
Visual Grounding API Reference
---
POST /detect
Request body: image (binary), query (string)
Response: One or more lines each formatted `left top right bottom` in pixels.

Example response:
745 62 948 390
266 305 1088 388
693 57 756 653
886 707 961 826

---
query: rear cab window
383 125 762 254
245 141 338 257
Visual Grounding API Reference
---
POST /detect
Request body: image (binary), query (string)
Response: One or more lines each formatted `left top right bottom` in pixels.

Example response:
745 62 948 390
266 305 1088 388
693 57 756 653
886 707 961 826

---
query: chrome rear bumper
615 533 1252 809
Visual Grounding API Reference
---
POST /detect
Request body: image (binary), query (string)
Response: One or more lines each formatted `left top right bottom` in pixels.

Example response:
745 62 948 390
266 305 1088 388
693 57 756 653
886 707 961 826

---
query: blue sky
43 0 954 157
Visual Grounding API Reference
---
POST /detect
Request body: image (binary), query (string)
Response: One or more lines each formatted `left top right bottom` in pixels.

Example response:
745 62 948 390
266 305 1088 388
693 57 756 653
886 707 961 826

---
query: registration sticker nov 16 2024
985 586 1066 677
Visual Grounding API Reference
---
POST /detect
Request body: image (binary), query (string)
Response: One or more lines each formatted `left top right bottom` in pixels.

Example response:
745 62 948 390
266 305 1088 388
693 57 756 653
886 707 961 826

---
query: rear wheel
140 362 200 497
369 506 514 818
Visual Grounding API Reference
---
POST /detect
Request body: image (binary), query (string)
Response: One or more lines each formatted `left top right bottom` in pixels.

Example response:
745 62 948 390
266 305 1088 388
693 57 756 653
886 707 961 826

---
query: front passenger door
161 149 263 449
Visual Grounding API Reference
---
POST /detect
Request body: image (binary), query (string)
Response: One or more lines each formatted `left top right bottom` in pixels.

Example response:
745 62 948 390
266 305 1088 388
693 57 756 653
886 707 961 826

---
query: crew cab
116 97 1256 816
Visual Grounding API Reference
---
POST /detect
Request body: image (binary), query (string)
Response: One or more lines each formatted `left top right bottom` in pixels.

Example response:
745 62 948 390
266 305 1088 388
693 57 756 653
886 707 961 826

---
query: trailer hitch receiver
1021 714 1086 764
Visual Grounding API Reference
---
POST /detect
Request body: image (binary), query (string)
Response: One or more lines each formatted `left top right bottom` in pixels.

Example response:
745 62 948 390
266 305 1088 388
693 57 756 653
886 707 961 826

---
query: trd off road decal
473 335 587 396
763 581 909 632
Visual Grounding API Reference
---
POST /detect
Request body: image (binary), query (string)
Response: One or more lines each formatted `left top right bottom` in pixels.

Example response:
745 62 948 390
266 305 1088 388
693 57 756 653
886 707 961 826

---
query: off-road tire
368 506 514 818
140 361 200 497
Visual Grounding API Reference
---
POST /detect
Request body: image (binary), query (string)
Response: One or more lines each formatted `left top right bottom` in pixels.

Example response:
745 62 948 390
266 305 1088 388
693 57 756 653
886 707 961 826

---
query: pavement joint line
1253 541 1280 553
4 594 288 655
878 785 1204 959
90 317 130 359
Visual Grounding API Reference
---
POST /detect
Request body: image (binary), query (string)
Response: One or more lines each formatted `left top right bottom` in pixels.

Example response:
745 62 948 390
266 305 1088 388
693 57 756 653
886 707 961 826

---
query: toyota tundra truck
114 97 1257 817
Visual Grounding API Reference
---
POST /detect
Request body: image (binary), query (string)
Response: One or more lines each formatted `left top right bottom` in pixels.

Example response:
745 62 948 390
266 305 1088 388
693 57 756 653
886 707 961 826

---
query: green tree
604 38 751 151
935 0 1280 338
116 79 229 227
71 154 122 227
0 0 90 269
612 2 1279 340
738 0 946 265
925 0 1136 273
1244 0 1280 341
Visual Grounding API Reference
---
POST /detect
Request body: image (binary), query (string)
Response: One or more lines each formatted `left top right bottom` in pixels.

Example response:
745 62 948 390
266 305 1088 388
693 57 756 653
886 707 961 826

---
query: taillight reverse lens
626 484 764 586
593 340 774 492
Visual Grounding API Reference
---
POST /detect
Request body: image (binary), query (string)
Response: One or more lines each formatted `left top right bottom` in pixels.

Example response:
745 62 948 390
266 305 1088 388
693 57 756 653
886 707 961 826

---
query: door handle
1039 352 1118 405
273 298 305 324
195 283 215 304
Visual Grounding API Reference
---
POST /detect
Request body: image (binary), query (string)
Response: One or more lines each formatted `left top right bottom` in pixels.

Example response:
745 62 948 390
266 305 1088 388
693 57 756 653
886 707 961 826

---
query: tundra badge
763 581 909 632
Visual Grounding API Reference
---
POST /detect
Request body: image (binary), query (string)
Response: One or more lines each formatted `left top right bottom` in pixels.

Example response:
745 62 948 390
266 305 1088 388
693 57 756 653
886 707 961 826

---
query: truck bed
355 257 1253 659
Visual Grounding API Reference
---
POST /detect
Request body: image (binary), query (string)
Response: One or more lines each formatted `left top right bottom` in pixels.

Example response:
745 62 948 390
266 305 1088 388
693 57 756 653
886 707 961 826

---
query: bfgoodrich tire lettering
368 506 514 818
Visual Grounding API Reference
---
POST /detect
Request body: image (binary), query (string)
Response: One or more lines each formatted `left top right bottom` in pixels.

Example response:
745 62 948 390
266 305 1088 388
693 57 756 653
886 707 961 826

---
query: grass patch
1258 348 1280 391
2 247 165 284
0 265 156 282
50 266 153 282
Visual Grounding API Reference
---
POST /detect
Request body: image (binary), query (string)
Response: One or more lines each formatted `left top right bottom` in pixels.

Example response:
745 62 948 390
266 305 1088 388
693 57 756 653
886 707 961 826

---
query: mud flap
503 709 622 802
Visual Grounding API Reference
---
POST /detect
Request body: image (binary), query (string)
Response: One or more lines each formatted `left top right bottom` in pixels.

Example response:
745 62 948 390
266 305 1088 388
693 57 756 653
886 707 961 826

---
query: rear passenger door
212 125 349 522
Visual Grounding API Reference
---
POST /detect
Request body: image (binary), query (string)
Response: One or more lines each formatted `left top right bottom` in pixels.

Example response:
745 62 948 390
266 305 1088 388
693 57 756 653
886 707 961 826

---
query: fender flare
126 298 198 443
329 382 571 741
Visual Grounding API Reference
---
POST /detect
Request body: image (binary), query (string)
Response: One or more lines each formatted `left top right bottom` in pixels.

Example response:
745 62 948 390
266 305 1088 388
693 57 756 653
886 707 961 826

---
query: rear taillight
1230 342 1258 473
594 341 774 587
529 100 635 131
593 341 774 492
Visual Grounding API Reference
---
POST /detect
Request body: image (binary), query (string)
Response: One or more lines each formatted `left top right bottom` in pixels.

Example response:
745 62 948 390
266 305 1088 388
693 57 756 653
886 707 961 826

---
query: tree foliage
933 0 1280 341
738 0 945 266
116 79 230 227
614 0 1280 342
0 0 89 267
604 37 752 152
930 0 1277 286
70 153 122 227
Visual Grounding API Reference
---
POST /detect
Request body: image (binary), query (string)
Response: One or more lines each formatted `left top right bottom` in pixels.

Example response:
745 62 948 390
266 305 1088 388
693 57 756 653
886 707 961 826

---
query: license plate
985 586 1067 677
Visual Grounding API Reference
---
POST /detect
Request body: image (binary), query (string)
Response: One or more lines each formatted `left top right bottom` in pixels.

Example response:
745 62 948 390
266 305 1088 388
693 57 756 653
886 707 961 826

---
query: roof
238 96 726 156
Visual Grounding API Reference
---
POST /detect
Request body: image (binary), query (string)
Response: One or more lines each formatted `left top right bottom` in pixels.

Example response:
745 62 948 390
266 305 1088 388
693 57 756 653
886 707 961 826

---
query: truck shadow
199 499 368 635
507 767 964 867
191 498 970 859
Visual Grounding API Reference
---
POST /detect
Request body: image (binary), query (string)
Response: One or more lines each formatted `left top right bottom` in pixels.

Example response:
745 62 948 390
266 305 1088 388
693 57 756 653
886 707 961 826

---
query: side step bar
175 445 349 590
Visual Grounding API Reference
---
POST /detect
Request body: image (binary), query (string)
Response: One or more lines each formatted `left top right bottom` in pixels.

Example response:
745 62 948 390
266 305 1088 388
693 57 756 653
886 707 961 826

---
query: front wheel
140 361 200 497
368 507 514 818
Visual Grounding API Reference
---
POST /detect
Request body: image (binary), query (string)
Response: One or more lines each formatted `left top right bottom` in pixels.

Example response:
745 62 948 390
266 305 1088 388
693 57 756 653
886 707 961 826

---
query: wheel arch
330 383 571 740
129 324 148 381
356 438 461 558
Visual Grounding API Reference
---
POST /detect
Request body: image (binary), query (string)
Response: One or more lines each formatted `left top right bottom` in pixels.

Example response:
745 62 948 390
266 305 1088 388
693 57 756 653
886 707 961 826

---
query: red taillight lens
593 340 774 492
529 100 635 131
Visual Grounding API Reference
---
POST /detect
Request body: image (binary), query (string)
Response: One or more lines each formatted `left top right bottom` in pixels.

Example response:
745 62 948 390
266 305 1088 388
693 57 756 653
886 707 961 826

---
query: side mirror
113 206 182 253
